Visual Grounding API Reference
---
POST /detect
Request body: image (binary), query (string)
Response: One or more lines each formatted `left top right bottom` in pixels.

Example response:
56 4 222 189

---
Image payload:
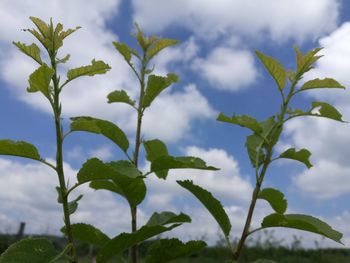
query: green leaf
261 213 343 244
90 180 121 193
62 223 110 247
279 148 312 168
310 101 344 122
144 139 169 179
77 158 119 184
147 38 180 59
27 64 54 99
13 42 42 64
0 140 41 161
96 224 182 263
217 113 262 133
300 78 345 91
151 156 219 179
146 211 191 226
67 59 110 81
108 160 142 178
143 73 179 108
29 17 49 38
145 238 206 263
177 180 231 237
295 47 322 76
108 161 146 207
107 89 136 107
0 238 62 263
113 42 139 63
68 194 83 215
256 51 287 90
245 134 264 168
70 116 129 152
258 188 287 214
56 54 70 64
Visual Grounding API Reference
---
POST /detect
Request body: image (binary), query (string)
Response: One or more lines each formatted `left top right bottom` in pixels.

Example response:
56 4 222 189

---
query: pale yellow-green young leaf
147 38 180 59
113 42 139 63
67 60 111 81
294 47 323 76
27 64 55 99
29 16 49 38
300 78 345 91
13 42 42 64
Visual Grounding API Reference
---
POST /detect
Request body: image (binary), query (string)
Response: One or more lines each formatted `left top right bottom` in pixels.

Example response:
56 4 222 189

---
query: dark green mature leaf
279 148 312 168
62 223 110 247
146 211 191 226
258 188 287 214
27 64 54 99
295 47 322 76
108 161 146 206
177 180 231 237
311 101 344 122
96 224 182 263
70 116 129 152
113 42 139 63
0 140 41 161
147 38 180 60
107 89 136 107
0 238 62 263
77 158 118 184
256 51 287 90
217 113 262 133
144 139 169 179
90 180 121 193
145 238 206 263
261 213 343 243
13 42 42 64
300 78 345 91
68 194 83 215
151 156 218 179
143 73 179 108
67 59 110 81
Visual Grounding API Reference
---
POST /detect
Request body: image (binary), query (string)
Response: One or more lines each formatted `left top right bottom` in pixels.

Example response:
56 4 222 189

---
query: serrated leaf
144 139 169 179
146 211 191 226
177 180 231 237
27 64 54 99
62 223 110 247
67 59 110 81
143 73 179 108
295 47 322 76
145 238 206 263
70 116 129 152
0 238 61 263
300 78 345 91
68 194 83 215
13 42 42 64
279 148 312 168
256 51 287 90
77 158 119 184
59 26 81 40
113 42 139 63
96 224 182 263
217 113 262 133
0 140 41 161
147 38 180 59
258 188 287 214
107 89 136 107
29 17 49 38
151 156 219 179
261 213 343 244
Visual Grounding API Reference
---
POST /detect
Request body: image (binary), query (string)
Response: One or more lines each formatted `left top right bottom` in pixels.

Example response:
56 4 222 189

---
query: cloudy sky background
0 0 350 248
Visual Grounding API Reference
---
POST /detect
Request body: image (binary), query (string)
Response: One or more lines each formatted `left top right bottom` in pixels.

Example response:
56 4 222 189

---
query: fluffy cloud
0 0 215 144
192 47 257 91
132 0 339 42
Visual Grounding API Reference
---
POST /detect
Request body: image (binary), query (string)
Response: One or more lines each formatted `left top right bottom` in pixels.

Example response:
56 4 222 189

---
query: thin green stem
50 55 77 263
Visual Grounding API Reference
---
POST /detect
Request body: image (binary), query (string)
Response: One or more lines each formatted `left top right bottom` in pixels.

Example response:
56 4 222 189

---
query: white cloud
132 0 339 42
192 47 257 91
0 0 215 144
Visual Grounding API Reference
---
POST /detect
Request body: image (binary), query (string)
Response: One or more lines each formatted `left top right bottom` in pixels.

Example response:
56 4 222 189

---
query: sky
0 0 350 248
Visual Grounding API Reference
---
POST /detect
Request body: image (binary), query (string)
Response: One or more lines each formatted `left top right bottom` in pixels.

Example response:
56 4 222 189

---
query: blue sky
0 0 350 247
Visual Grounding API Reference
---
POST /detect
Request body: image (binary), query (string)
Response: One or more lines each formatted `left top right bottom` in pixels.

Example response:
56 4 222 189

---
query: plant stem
51 57 77 263
129 53 147 263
